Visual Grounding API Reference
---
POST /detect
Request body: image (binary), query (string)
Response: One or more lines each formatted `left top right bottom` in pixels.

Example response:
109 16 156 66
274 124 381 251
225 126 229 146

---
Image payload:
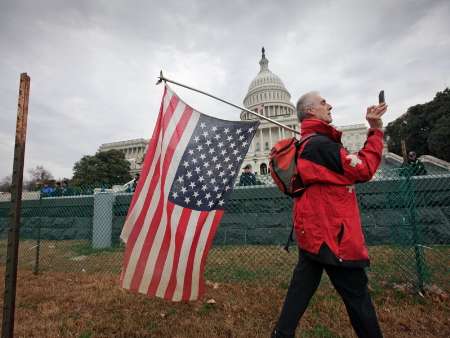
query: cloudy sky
1 0 449 180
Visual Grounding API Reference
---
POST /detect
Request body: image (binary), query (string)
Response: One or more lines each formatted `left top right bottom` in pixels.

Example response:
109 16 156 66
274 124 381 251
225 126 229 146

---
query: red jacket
294 119 384 266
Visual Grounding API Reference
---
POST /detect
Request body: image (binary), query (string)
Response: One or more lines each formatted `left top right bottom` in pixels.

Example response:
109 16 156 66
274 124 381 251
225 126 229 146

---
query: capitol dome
241 48 295 120
240 48 299 176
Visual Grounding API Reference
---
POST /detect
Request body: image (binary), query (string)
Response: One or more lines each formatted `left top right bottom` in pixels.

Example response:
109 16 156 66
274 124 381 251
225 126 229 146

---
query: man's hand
366 103 387 129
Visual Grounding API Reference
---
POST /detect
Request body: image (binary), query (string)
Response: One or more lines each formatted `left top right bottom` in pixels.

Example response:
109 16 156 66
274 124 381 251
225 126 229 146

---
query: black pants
275 252 383 338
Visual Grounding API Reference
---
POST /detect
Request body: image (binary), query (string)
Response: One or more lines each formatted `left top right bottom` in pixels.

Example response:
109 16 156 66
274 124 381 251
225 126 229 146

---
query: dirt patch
1 270 448 338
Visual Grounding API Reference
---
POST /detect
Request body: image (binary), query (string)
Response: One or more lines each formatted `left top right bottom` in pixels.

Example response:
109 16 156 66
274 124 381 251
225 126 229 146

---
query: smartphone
379 90 385 104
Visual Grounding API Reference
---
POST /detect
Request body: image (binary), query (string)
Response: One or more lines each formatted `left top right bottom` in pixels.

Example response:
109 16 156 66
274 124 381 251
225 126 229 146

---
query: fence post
405 173 427 291
92 192 115 249
32 197 41 275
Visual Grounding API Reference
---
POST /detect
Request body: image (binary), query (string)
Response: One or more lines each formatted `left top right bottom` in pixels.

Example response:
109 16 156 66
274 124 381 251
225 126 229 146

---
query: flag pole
156 71 300 135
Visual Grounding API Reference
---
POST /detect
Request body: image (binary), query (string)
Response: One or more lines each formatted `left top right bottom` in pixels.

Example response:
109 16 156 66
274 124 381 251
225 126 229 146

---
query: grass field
3 240 449 290
0 241 449 337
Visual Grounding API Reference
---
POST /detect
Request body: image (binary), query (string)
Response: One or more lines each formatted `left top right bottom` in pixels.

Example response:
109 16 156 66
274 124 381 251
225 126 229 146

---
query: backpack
269 134 316 197
269 134 317 251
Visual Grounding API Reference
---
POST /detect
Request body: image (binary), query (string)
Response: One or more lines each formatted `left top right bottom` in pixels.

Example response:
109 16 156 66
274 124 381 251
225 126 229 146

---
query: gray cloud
1 0 449 179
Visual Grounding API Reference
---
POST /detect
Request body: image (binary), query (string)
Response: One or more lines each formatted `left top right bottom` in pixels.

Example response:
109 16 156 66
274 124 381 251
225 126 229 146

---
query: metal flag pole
156 71 300 135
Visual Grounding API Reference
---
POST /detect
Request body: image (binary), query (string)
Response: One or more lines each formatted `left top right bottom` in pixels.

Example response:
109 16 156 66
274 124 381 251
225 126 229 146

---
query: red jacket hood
300 119 342 143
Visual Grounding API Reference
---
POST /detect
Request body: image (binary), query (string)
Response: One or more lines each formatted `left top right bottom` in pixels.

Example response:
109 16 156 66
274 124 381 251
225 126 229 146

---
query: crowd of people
39 180 75 197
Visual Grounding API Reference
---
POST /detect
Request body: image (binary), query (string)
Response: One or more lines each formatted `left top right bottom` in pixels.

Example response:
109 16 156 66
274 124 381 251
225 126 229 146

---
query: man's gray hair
296 91 319 122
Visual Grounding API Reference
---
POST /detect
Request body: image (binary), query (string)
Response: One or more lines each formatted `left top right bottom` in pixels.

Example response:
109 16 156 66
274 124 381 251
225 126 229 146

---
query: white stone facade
337 124 368 153
98 138 148 175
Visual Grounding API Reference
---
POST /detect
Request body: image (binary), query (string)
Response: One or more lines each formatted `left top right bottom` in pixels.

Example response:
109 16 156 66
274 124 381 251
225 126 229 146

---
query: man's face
308 95 333 124
408 152 417 161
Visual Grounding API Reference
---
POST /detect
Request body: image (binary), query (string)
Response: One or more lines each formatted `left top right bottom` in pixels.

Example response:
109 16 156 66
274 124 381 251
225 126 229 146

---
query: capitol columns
269 127 273 149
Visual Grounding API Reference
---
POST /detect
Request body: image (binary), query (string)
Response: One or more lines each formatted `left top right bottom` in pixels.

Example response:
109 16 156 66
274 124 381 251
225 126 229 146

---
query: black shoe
271 328 295 338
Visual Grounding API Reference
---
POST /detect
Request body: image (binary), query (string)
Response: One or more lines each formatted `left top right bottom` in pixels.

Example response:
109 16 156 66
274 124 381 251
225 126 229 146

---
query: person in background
239 164 257 186
400 151 427 176
132 173 140 192
40 183 54 198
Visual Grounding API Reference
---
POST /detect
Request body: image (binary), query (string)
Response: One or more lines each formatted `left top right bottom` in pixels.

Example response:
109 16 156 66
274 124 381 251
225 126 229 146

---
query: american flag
120 85 260 301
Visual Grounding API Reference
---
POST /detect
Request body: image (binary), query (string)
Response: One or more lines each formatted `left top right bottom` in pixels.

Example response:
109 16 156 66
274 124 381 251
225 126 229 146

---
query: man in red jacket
272 91 387 338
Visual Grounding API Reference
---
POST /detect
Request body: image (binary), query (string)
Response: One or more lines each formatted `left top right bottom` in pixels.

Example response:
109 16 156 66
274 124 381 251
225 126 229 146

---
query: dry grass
0 241 449 337
1 269 448 338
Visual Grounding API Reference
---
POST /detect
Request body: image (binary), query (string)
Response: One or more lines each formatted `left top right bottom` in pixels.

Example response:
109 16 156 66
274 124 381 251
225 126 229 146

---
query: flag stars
170 118 260 211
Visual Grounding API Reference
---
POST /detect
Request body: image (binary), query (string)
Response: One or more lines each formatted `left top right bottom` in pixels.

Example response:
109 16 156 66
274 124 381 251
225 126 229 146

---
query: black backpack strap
283 133 317 253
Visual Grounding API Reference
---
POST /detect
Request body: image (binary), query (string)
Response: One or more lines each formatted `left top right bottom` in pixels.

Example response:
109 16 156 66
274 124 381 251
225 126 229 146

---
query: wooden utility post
2 73 31 338
401 139 408 163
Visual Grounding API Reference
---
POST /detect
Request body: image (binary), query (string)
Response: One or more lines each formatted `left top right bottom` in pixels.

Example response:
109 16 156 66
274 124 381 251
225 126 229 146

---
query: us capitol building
239 48 368 175
99 48 369 176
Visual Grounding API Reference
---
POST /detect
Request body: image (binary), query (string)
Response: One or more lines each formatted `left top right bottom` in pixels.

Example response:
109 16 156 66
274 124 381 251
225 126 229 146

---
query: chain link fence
0 168 448 293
